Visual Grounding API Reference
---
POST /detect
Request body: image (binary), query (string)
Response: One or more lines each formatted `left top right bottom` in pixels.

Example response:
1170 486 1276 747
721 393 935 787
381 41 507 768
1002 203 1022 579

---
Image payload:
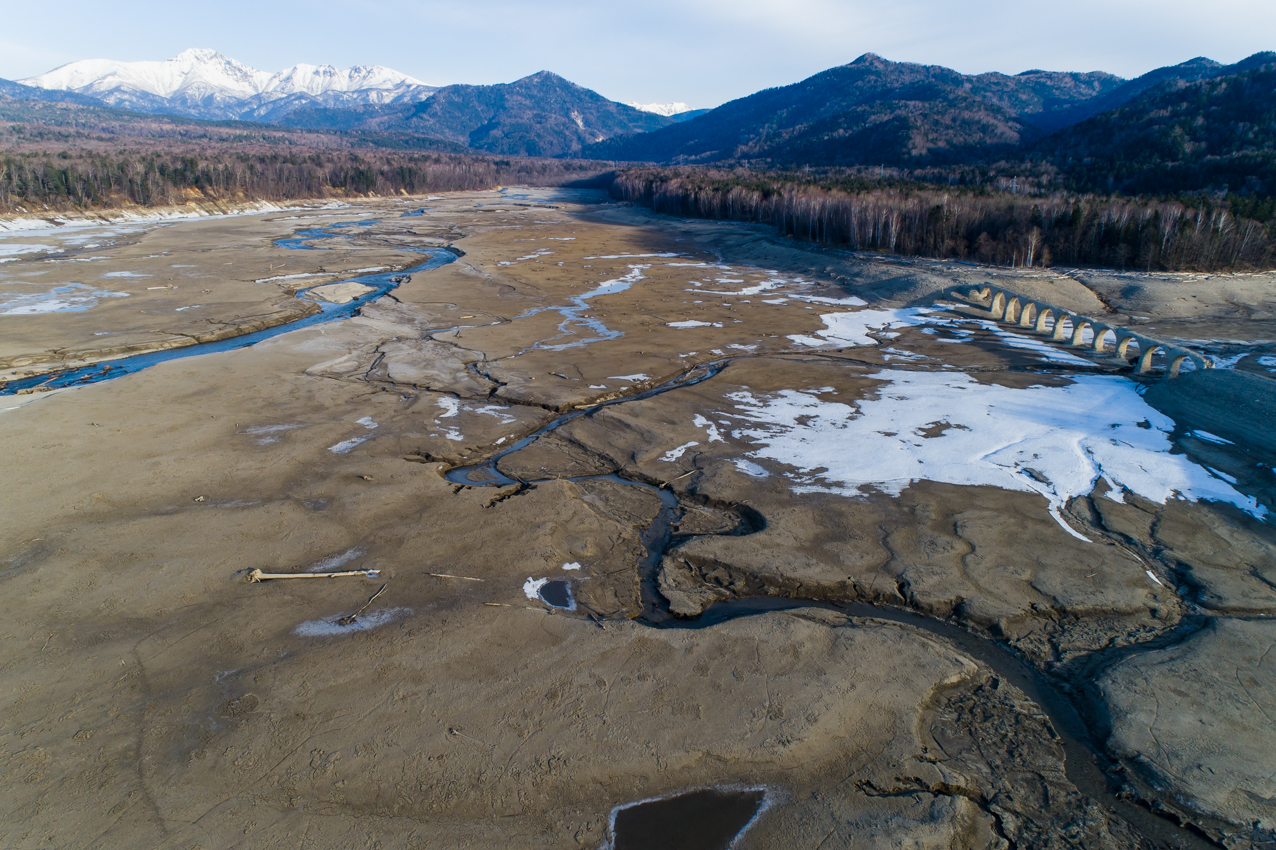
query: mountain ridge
1031 60 1276 196
579 52 1127 166
281 71 675 157
579 51 1276 170
20 48 438 121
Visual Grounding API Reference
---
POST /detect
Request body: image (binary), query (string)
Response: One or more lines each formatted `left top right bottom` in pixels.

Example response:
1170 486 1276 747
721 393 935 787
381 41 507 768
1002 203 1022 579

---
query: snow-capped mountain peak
263 63 427 96
25 49 268 99
626 101 695 117
19 49 436 121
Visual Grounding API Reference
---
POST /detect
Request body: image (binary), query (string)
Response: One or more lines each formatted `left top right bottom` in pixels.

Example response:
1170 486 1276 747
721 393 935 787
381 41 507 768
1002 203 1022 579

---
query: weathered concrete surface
1144 368 1276 456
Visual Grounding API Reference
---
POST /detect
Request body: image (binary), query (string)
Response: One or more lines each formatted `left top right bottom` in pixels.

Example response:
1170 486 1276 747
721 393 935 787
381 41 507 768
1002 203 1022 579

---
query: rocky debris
921 668 1153 849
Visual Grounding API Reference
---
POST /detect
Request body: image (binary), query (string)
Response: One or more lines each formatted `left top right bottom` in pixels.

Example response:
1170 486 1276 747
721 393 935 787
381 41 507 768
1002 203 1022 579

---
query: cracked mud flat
3 189 1276 849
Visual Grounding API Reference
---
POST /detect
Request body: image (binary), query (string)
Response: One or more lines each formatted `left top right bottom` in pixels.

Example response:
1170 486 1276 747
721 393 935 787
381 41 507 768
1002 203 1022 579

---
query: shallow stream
0 219 456 395
446 356 1222 850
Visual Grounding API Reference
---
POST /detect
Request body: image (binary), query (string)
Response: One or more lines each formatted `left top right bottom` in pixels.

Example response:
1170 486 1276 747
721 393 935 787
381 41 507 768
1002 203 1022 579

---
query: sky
2 0 1273 107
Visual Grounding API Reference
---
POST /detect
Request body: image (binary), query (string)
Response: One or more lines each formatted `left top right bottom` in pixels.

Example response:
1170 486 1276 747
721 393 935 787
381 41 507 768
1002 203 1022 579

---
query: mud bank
2 188 1274 849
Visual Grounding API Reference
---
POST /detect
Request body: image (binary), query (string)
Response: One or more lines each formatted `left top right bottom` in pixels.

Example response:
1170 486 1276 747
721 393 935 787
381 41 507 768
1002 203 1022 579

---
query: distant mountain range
15 49 685 155
19 48 438 122
9 48 1275 196
583 52 1276 167
626 102 709 122
279 72 676 157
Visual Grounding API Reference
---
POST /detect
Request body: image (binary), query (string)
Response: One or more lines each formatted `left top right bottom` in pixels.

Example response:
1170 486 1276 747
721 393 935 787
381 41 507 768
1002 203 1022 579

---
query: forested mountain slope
1035 61 1276 196
582 53 1123 166
283 72 673 157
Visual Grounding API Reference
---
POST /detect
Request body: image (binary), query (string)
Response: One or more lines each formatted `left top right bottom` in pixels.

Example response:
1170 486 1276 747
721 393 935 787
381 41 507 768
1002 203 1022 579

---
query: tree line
610 167 1276 271
0 151 606 213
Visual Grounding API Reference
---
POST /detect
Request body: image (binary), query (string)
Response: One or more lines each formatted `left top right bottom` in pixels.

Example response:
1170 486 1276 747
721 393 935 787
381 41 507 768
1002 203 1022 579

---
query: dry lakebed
2 188 1276 849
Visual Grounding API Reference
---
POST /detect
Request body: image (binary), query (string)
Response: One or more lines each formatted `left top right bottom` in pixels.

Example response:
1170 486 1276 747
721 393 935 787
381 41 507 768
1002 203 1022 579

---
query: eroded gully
442 356 1223 850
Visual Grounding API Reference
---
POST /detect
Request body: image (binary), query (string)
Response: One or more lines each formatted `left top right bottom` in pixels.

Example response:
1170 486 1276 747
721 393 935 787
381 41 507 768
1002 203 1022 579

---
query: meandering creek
1 212 1228 847
0 220 457 395
446 356 1222 850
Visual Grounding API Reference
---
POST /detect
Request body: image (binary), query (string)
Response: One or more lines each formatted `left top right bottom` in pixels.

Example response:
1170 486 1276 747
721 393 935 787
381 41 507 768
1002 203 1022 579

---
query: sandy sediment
2 188 1274 848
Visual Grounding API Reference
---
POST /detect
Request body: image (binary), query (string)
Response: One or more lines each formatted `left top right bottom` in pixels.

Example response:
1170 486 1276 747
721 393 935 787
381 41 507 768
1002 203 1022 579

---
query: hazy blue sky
2 0 1272 106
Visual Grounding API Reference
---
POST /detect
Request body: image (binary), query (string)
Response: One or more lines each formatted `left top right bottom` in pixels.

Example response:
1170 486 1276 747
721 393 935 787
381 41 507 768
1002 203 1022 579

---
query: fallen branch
430 573 484 582
247 568 379 582
337 583 388 626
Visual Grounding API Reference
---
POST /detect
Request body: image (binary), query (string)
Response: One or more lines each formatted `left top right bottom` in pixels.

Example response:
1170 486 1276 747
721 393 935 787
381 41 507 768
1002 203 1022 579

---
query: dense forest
1033 64 1276 197
0 150 608 213
610 167 1276 271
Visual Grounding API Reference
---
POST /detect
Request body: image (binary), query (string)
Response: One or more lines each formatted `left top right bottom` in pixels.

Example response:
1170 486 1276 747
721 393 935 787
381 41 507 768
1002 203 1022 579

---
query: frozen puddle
328 436 372 453
295 607 410 636
308 547 365 573
523 577 575 609
669 320 722 329
606 786 771 850
727 371 1265 538
239 423 305 445
508 265 651 351
0 283 130 315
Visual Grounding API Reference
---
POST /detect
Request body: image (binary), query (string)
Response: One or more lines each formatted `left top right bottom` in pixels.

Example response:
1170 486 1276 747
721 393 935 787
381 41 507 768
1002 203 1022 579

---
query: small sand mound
309 282 375 304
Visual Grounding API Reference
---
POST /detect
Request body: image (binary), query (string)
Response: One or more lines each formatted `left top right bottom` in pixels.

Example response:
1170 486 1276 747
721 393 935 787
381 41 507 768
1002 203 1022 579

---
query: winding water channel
2 215 1223 847
447 357 1222 849
0 220 456 395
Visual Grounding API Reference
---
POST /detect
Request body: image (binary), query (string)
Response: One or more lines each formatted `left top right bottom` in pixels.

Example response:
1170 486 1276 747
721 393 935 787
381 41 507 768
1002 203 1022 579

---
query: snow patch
0 244 54 257
308 547 365 573
694 414 724 442
1192 430 1233 445
475 405 517 424
295 607 410 637
626 101 695 116
584 253 681 260
788 307 934 347
0 283 130 315
523 577 548 600
328 436 371 454
727 371 1265 536
662 441 699 461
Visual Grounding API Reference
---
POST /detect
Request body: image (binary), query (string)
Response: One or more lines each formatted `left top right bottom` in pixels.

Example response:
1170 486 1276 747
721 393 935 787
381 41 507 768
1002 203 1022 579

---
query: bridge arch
1092 326 1116 354
970 285 1209 380
1169 354 1197 377
1070 319 1093 347
1052 314 1074 341
1138 344 1163 374
1005 296 1022 323
1035 307 1055 334
990 291 1007 319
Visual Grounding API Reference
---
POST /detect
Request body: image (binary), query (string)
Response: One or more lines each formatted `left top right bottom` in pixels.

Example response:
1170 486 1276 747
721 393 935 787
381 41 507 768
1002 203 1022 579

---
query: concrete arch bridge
962 285 1211 378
